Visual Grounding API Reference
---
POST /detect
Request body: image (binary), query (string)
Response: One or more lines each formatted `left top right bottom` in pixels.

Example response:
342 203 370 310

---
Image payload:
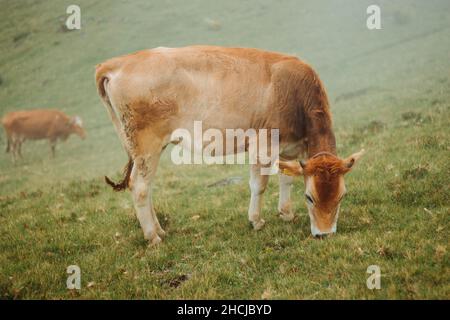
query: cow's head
70 116 86 139
278 150 364 237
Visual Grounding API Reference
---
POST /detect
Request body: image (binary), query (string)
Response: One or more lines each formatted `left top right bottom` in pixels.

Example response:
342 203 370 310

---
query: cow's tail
104 156 133 191
1 117 10 153
95 62 133 191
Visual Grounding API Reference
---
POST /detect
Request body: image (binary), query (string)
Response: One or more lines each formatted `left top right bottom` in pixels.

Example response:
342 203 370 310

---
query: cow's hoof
279 212 295 222
251 219 266 231
149 235 162 246
144 232 162 246
157 228 166 238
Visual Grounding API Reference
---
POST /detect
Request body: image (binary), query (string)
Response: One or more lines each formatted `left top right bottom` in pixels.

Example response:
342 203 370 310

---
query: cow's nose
312 230 335 239
314 233 330 239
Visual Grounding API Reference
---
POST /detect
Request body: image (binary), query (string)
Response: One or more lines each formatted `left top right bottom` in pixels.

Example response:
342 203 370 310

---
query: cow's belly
173 128 305 160
15 125 49 140
171 110 290 159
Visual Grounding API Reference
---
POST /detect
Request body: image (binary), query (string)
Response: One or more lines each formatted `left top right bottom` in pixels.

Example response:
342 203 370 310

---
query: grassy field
0 0 449 299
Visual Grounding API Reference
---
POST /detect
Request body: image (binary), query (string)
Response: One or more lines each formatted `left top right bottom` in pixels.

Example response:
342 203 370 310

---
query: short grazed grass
0 0 449 299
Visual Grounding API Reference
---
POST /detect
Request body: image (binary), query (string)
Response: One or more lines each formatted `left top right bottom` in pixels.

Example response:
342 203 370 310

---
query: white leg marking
278 173 295 222
130 155 164 245
248 165 268 230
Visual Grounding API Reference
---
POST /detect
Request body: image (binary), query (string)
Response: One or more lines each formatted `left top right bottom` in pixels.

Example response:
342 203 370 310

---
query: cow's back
96 46 331 149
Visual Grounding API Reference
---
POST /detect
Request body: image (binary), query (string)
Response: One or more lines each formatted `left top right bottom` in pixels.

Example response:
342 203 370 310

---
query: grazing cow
95 46 364 245
2 109 86 161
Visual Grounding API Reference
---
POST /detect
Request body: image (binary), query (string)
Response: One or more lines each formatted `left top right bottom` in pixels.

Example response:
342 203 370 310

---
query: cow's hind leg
130 152 165 245
248 164 269 230
10 136 20 163
278 173 295 222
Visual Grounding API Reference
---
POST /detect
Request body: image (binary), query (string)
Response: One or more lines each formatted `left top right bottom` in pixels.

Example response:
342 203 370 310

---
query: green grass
0 0 449 299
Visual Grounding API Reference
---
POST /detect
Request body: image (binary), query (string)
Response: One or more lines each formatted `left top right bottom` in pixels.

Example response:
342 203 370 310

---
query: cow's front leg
16 138 24 159
248 165 269 230
278 173 295 222
49 139 57 158
130 154 165 245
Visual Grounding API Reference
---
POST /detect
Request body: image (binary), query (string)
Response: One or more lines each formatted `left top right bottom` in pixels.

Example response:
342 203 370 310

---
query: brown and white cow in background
2 109 86 161
95 46 364 245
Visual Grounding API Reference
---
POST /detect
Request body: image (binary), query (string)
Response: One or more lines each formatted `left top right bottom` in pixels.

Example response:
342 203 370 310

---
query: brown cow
2 109 86 161
95 46 364 245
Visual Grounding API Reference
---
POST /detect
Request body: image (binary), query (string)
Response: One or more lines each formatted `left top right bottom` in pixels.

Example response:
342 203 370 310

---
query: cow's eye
305 194 314 204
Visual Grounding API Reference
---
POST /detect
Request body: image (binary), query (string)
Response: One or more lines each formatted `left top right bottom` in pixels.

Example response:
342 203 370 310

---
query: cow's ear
277 160 303 176
343 149 365 170
70 116 83 127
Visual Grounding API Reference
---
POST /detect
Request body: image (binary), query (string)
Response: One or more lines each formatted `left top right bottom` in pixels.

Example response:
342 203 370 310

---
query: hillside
0 0 449 299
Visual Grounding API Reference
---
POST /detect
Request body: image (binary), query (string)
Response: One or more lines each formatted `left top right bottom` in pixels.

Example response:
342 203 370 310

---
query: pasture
0 0 449 299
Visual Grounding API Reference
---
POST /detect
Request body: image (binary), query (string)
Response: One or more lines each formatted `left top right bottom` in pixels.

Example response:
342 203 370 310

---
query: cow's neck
305 112 337 158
